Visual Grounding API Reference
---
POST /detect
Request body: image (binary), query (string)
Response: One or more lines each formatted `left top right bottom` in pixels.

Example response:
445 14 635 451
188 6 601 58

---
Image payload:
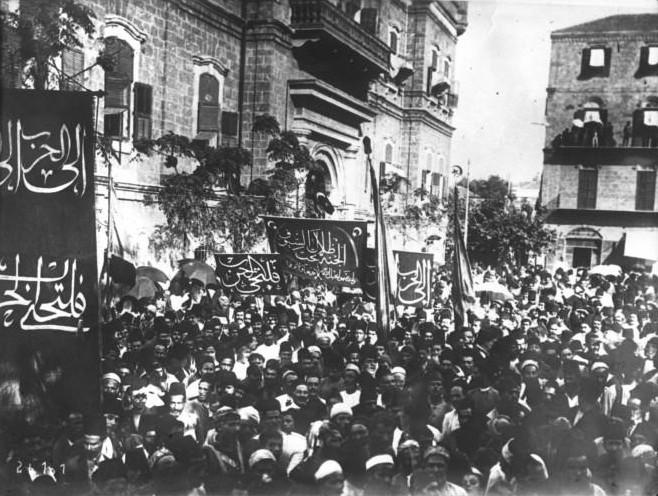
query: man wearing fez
62 415 108 485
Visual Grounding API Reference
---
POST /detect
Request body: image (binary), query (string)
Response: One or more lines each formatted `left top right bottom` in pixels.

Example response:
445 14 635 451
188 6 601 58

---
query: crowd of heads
3 264 658 495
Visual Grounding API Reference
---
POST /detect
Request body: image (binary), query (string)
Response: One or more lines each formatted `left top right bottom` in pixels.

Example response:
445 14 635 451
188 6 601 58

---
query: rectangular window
577 168 598 209
636 169 656 210
649 46 658 66
133 83 152 141
443 59 451 78
579 47 611 79
589 48 605 67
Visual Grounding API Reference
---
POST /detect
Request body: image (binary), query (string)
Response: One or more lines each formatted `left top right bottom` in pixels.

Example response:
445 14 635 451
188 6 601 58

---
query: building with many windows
2 0 467 266
540 14 658 270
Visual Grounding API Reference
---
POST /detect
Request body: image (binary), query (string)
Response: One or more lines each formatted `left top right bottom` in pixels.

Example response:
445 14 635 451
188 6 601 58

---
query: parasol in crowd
589 264 622 277
127 276 161 300
136 266 169 284
475 281 514 302
169 260 217 295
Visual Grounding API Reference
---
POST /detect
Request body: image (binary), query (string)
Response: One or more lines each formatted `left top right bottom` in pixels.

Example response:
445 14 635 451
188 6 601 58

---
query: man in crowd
5 264 658 496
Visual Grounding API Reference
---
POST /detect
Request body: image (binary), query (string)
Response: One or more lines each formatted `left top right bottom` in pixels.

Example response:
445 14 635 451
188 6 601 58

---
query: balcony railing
290 0 391 74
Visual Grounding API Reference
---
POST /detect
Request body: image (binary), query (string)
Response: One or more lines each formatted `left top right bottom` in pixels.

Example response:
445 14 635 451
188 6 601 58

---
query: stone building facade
540 14 658 270
3 0 467 268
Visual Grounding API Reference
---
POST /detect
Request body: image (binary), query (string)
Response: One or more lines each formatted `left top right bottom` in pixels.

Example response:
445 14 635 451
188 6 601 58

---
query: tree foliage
140 116 323 257
449 175 555 268
2 0 97 89
255 114 328 217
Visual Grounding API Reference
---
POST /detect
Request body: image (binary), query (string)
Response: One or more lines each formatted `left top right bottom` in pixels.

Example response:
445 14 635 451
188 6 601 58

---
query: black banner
215 254 286 296
394 251 434 308
0 90 99 424
263 216 367 287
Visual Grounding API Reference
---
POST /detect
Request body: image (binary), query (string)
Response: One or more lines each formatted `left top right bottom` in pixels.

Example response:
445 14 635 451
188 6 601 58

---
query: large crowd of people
3 263 658 496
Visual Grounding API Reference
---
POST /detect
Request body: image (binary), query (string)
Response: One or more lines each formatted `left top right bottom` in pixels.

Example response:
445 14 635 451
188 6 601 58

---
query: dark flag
452 190 475 328
394 251 433 308
215 254 286 296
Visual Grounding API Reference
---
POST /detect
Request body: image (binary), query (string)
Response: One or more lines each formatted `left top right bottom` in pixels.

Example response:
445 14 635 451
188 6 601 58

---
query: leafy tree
254 114 329 217
469 175 512 205
2 0 98 89
140 116 322 258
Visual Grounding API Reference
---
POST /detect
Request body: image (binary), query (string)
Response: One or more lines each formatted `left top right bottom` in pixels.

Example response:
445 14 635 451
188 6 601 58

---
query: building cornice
192 55 229 76
552 32 658 42
246 20 293 50
104 15 148 43
177 0 244 38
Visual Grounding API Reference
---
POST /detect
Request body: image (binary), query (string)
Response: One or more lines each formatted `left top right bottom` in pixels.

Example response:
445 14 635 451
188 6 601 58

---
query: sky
451 0 658 182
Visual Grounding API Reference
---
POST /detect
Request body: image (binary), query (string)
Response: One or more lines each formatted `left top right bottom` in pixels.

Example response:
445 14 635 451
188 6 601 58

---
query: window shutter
61 48 84 90
636 170 656 210
133 83 152 141
360 8 378 35
577 169 598 209
198 105 220 132
105 76 130 109
426 67 434 95
579 48 591 79
640 46 649 72
603 47 612 76
221 111 239 136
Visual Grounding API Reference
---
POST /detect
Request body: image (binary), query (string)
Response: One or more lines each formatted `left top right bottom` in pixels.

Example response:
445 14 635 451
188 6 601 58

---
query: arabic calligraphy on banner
0 254 89 332
0 120 89 196
215 254 286 296
394 251 434 308
263 216 367 287
0 90 99 425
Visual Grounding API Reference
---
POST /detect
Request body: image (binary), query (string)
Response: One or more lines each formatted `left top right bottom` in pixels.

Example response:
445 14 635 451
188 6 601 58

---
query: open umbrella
136 266 169 284
177 260 217 286
475 281 514 302
589 264 622 277
127 277 161 300
169 260 217 295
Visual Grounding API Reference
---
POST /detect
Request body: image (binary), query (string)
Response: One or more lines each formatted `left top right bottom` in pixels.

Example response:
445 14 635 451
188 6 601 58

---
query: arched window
197 73 220 132
431 48 439 70
103 37 134 138
389 27 399 55
443 56 452 79
384 142 394 163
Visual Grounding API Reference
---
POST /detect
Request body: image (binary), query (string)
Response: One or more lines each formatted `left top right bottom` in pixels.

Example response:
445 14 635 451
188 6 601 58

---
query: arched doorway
566 227 602 268
633 97 658 147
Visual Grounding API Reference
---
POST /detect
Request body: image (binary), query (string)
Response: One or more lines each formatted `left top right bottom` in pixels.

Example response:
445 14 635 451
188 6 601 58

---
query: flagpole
464 159 470 247
364 137 391 340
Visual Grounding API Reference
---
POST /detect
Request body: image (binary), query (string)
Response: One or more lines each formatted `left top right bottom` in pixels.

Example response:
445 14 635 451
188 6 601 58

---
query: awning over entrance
625 230 658 261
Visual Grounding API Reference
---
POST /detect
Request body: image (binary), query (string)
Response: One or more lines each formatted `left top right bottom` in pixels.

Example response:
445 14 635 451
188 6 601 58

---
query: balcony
290 0 391 79
544 146 658 166
545 121 658 165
